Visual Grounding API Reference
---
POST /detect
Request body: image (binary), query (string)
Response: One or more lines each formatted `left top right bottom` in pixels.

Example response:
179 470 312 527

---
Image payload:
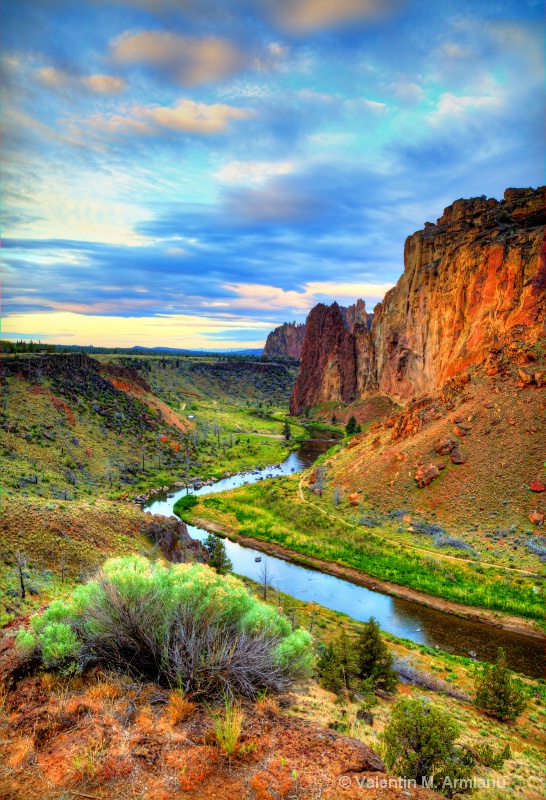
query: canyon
290 186 545 414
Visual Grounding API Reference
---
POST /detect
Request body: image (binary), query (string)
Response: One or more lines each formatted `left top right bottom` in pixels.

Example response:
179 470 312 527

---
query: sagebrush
17 555 313 700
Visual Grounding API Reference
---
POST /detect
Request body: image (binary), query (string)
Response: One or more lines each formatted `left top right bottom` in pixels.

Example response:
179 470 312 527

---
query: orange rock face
290 186 545 413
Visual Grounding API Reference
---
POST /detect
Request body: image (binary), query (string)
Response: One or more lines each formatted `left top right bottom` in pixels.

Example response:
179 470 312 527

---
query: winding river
145 441 545 678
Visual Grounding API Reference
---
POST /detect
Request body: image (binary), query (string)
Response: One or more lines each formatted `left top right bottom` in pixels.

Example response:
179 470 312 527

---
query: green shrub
173 494 199 515
204 534 233 575
16 555 313 700
317 630 358 694
15 628 36 656
382 697 474 796
474 742 511 769
474 648 527 721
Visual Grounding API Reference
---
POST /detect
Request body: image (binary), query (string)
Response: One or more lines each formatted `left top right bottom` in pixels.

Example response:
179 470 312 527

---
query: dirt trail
298 475 541 577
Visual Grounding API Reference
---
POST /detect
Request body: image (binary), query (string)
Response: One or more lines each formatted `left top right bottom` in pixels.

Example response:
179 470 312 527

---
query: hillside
284 185 546 546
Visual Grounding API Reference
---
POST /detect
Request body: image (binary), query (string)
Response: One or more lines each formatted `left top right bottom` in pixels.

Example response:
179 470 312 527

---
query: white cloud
427 90 503 124
223 280 393 313
214 160 295 184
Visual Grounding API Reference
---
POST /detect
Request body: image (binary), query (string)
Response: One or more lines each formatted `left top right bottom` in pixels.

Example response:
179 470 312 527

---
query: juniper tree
474 647 527 721
354 617 397 694
382 697 473 794
207 537 233 576
345 416 358 436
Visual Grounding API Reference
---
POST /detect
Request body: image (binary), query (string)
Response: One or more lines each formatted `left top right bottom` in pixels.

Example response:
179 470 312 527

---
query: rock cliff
263 321 307 360
290 186 545 414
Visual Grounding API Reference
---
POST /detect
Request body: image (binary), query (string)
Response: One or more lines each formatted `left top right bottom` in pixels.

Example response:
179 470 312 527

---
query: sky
2 0 544 349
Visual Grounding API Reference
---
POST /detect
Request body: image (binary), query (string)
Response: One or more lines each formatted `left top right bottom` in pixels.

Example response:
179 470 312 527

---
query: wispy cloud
38 67 125 93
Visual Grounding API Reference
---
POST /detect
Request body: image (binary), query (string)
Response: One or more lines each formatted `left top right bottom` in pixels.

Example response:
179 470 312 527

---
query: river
145 441 545 678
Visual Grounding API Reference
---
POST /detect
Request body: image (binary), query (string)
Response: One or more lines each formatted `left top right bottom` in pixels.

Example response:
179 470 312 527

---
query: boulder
530 480 546 493
528 510 545 526
450 447 466 464
434 439 456 455
348 492 360 506
415 464 440 487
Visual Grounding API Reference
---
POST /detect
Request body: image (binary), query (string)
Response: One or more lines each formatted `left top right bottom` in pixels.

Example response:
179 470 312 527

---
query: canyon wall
290 186 545 414
263 321 307 360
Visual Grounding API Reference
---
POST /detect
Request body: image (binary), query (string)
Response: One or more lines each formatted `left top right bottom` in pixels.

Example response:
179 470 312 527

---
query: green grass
180 478 545 623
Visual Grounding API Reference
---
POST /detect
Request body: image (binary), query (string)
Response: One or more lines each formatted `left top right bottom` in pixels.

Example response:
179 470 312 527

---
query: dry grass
255 694 280 718
167 691 195 724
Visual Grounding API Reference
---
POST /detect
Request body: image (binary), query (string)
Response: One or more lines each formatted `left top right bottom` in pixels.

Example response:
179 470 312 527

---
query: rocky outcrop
143 515 208 563
99 362 151 392
290 186 545 414
263 321 307 360
289 300 375 412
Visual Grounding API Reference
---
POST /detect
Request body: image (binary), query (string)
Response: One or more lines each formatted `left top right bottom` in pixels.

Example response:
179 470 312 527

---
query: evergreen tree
382 697 473 793
207 537 233 575
331 413 337 424
474 648 527 721
355 617 398 694
283 419 291 440
317 630 358 694
345 416 358 436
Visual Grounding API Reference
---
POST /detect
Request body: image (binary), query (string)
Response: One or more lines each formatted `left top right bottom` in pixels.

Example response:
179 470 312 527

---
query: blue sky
2 0 544 348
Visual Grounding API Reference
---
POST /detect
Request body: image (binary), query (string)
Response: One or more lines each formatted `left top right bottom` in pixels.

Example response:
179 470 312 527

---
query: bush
173 494 199 515
16 555 313 700
474 647 527 721
382 697 474 795
474 742 511 769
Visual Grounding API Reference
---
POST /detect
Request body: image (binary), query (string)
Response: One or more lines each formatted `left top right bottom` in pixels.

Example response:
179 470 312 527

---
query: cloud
214 160 295 184
267 0 403 32
223 280 393 313
85 98 253 137
427 90 503 125
437 43 473 60
2 310 272 349
37 67 125 93
388 80 424 104
111 31 247 86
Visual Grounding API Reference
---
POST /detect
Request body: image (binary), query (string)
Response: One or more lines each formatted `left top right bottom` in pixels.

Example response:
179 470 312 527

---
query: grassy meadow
178 477 545 624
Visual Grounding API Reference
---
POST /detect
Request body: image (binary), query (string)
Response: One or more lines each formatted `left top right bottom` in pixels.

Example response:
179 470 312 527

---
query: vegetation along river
145 441 545 678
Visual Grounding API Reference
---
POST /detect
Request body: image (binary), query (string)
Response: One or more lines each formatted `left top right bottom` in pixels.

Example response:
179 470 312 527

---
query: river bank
188 513 543 639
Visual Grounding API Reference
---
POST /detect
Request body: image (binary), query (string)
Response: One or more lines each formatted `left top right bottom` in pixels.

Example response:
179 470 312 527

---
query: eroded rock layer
290 186 545 413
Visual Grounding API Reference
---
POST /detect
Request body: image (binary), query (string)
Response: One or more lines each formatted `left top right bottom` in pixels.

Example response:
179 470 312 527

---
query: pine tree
283 419 291 440
345 415 358 436
355 617 398 694
474 648 527 721
317 630 358 694
207 537 233 575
